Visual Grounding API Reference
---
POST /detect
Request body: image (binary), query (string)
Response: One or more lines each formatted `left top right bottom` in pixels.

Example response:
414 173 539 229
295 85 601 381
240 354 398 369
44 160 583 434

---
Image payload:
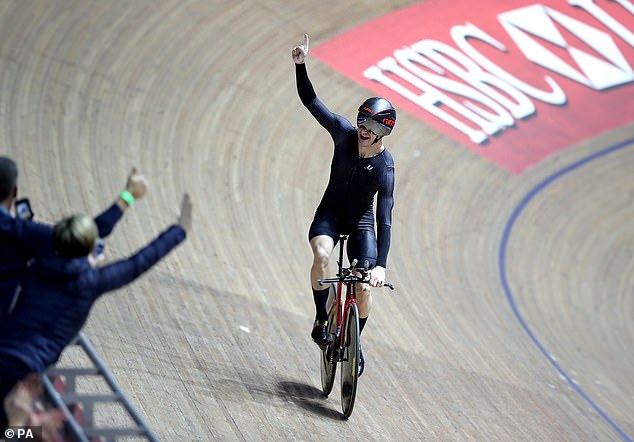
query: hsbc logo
313 0 634 173
498 4 633 90
363 2 633 144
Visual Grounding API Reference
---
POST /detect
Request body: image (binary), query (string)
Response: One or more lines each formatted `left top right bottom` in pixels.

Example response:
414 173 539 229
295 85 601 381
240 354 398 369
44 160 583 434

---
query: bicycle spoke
320 285 339 396
340 302 360 418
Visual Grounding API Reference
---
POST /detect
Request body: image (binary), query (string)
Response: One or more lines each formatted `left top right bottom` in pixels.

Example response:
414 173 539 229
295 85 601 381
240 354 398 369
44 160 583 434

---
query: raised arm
92 193 191 295
94 168 148 238
292 34 350 139
293 34 317 107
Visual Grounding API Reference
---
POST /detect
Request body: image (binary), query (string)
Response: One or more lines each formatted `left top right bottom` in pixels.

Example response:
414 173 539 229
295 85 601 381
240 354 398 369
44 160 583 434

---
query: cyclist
292 34 396 376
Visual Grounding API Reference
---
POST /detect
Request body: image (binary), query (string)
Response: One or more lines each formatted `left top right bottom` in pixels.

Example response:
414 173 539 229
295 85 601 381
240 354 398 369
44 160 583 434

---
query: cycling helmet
357 97 396 137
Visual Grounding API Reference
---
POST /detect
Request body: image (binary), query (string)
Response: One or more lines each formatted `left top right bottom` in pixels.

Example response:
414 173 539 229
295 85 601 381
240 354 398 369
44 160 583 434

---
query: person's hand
4 373 41 426
29 408 65 442
125 167 148 200
4 381 31 426
369 266 386 287
177 193 193 233
292 34 309 64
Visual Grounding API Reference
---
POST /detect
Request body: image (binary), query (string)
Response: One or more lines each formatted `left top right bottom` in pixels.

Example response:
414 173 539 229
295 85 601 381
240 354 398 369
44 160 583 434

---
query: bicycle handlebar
317 276 395 290
317 256 395 290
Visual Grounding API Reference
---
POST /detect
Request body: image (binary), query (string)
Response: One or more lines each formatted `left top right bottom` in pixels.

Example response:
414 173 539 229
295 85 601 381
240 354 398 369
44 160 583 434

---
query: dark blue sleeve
92 225 186 295
0 203 122 243
93 203 123 238
295 63 352 144
0 214 54 251
375 166 394 268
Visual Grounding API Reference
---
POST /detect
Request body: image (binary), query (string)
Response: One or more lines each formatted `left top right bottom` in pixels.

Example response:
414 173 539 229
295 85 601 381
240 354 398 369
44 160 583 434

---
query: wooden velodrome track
1 1 632 440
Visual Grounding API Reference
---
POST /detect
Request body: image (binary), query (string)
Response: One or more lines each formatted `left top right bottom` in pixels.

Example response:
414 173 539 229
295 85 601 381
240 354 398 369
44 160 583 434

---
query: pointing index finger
304 33 309 51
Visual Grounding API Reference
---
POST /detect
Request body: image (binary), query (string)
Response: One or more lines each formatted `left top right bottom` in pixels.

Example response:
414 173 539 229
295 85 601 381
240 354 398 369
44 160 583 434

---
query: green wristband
120 190 134 206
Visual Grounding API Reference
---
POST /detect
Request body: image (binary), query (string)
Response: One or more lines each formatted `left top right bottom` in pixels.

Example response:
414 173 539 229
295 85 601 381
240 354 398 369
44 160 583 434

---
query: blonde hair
53 214 98 258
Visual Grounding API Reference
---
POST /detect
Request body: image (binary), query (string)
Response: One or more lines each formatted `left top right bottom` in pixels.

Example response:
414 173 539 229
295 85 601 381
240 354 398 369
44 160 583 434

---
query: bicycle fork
338 285 357 362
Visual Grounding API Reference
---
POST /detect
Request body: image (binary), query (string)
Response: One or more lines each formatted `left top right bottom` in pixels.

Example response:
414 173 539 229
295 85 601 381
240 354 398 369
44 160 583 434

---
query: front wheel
340 301 360 418
320 285 338 396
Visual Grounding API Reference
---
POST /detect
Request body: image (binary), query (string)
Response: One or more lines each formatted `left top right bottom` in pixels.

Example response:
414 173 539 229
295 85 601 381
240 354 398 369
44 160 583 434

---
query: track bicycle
317 234 394 418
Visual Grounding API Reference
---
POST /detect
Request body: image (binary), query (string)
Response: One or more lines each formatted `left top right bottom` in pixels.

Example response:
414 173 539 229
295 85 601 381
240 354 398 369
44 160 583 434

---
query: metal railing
42 333 159 442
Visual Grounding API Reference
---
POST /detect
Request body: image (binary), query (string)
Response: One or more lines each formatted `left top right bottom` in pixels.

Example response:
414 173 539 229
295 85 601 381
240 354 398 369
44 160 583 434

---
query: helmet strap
372 135 383 145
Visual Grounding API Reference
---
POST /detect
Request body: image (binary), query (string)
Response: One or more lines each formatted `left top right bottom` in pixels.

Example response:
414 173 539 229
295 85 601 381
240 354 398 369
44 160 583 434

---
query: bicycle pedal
320 335 336 350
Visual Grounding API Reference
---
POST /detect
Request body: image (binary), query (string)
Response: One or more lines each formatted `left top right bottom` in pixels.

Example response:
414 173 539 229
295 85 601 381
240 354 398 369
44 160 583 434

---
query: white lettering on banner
570 0 634 46
410 39 535 120
499 5 633 89
392 47 513 131
451 23 568 104
364 61 492 144
363 1 634 145
608 0 634 15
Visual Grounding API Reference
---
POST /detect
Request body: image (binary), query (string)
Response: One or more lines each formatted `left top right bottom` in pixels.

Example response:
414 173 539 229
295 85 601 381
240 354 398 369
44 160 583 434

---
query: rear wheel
340 301 360 418
320 285 338 396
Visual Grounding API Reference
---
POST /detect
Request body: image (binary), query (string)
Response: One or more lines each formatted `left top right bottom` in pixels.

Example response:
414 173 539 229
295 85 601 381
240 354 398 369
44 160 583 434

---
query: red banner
312 0 634 173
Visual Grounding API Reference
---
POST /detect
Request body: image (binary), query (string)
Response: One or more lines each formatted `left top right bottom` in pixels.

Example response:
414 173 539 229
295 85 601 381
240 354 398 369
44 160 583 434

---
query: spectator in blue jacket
0 192 192 430
0 156 148 318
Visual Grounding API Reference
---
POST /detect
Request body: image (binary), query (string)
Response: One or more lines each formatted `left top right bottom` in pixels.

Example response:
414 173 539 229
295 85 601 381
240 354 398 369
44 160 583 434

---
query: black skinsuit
296 63 394 268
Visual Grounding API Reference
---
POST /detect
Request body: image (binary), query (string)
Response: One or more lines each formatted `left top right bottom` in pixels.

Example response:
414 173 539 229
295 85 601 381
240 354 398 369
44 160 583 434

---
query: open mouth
358 125 374 141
